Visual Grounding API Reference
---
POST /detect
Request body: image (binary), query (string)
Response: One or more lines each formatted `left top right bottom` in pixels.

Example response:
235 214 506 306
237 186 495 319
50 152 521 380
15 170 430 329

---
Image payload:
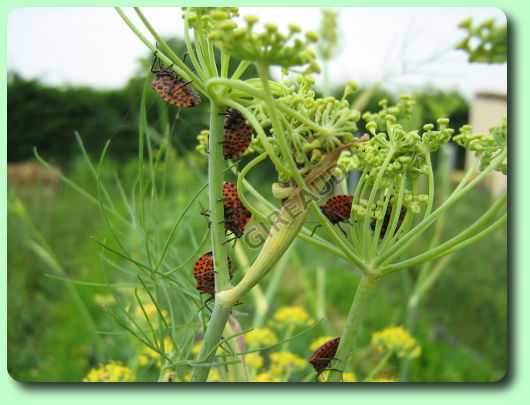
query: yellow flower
245 328 279 347
138 354 149 367
273 306 312 327
135 303 157 318
367 376 399 382
161 338 174 354
134 304 170 326
269 351 306 375
309 336 336 352
139 338 175 368
82 361 136 382
192 340 202 355
207 368 222 382
343 372 357 382
245 352 264 369
371 325 422 359
255 372 281 382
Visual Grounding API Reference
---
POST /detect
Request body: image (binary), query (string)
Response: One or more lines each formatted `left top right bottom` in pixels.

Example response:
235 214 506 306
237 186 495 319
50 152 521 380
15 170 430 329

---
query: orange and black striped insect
309 337 341 378
222 181 251 241
150 53 201 107
371 204 407 239
222 108 253 160
193 251 234 296
200 181 252 243
313 195 353 237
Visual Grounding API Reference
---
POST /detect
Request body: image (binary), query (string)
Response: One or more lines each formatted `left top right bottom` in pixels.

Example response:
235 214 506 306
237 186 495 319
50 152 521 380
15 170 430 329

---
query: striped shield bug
150 53 201 107
309 337 341 378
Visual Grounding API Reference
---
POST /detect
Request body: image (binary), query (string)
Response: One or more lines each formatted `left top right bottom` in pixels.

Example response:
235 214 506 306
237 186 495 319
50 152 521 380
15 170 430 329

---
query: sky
7 7 507 99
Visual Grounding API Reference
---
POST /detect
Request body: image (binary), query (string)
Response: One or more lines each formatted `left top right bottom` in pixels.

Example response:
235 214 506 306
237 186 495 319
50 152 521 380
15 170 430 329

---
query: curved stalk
254 62 368 273
216 188 312 307
234 154 350 261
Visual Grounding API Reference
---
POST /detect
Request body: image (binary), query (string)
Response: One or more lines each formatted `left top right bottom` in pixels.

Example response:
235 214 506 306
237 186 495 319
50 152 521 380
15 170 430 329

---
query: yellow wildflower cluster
83 361 136 382
371 326 422 359
134 303 170 325
245 328 279 347
343 372 357 382
138 338 174 368
269 351 306 375
249 351 306 382
272 306 312 328
255 372 281 382
309 336 336 352
245 352 264 369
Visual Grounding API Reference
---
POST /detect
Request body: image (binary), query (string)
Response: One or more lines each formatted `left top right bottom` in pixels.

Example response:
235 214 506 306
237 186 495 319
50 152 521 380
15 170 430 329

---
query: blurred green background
7 39 506 383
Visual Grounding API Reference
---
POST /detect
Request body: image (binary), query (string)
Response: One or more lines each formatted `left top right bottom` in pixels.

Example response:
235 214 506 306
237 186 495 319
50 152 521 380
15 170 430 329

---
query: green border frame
2 0 526 402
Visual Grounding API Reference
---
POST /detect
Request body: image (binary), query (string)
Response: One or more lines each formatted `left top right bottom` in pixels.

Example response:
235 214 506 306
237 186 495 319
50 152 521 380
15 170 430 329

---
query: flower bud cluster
207 13 320 72
268 75 361 174
350 191 428 221
348 114 453 183
182 7 239 33
317 9 340 61
362 96 416 130
342 107 453 222
455 17 507 64
453 117 507 174
196 130 209 156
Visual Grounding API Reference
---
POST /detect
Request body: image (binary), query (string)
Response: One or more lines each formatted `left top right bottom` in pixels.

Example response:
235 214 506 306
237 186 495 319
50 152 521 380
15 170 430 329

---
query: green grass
7 155 506 382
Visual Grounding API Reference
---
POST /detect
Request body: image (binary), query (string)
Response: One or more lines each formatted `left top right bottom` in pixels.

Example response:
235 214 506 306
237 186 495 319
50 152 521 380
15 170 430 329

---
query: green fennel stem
327 275 378 382
191 102 230 382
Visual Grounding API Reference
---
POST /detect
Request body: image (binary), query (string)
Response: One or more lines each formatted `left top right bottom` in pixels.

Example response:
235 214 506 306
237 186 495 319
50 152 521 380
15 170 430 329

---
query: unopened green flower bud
233 28 246 39
423 123 434 131
305 31 319 42
272 182 296 200
366 122 377 135
289 24 301 33
415 194 429 204
208 31 220 40
244 15 258 25
210 10 229 20
410 202 421 214
265 23 278 33
459 17 473 28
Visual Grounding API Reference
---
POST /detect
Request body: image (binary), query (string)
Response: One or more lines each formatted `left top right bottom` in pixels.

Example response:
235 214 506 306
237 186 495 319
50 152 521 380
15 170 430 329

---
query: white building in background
468 92 507 198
